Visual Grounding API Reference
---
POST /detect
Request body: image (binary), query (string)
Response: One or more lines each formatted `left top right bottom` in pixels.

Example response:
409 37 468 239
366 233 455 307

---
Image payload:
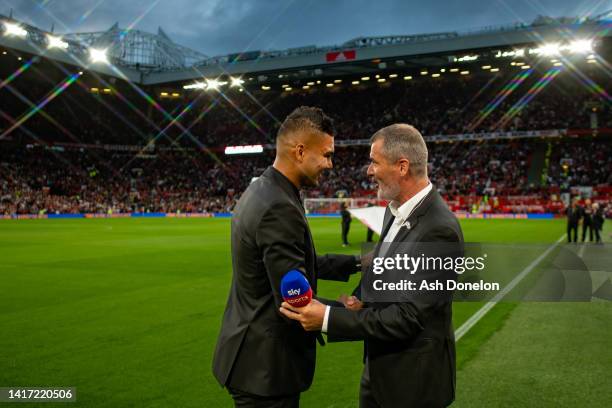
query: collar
266 166 302 205
389 182 432 226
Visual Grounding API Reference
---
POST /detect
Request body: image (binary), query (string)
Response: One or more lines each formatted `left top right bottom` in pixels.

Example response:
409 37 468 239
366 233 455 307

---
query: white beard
377 181 400 202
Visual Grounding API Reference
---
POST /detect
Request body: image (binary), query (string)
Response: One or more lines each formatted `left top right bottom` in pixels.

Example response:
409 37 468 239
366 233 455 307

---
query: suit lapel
304 218 318 292
373 206 395 255
381 206 395 236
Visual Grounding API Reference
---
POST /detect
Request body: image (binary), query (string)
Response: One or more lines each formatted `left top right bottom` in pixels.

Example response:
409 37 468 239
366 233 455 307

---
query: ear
295 143 306 163
398 158 409 176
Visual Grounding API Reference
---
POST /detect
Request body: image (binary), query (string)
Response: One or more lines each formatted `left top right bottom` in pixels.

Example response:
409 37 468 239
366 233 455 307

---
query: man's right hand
337 294 363 311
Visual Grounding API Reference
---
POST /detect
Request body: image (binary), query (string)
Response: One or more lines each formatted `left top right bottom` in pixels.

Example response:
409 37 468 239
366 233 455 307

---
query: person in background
580 199 594 242
340 202 352 247
566 198 580 243
592 202 604 244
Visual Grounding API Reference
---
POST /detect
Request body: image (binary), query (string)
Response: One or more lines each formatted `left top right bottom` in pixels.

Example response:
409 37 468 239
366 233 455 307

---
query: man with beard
281 124 464 407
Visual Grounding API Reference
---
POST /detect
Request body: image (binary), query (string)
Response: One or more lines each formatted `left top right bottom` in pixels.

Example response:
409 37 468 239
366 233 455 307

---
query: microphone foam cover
281 269 312 307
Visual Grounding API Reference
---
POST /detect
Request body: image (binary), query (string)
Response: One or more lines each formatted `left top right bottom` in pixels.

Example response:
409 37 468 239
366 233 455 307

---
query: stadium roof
62 23 208 71
0 12 610 86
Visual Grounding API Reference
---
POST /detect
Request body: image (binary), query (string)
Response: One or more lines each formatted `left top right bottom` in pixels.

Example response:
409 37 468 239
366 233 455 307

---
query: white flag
348 206 386 235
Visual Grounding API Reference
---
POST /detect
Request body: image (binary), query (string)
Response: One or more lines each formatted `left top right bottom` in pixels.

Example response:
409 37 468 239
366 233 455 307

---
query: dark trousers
582 221 593 242
567 223 578 243
228 387 300 408
359 360 449 408
366 228 374 243
342 222 351 245
360 361 381 408
594 226 601 243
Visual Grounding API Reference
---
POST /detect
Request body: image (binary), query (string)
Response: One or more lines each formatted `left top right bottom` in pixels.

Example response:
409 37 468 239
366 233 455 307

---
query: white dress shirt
384 182 432 243
322 182 433 333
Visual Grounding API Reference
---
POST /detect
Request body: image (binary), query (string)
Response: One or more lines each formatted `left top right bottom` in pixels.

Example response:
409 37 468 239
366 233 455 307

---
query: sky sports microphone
280 269 312 307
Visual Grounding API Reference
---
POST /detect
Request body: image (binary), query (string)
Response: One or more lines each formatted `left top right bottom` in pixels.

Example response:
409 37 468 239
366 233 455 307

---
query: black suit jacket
327 188 464 407
580 205 593 224
212 166 358 397
566 207 580 225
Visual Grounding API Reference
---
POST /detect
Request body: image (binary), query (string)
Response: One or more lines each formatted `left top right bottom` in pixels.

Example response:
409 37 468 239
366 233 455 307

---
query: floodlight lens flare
89 48 109 63
47 35 69 49
4 22 28 37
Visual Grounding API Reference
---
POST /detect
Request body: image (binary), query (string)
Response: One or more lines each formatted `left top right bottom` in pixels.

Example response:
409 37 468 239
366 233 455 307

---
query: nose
366 163 374 177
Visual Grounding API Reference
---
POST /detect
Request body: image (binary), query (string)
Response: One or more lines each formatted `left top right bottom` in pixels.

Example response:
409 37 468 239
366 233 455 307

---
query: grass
0 217 609 407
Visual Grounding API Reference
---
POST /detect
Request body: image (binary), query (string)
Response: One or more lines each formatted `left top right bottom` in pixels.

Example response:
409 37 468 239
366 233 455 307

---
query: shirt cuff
322 305 331 333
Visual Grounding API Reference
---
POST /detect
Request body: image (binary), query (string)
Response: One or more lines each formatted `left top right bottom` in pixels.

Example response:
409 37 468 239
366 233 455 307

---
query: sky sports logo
285 294 311 306
286 288 302 296
281 270 313 307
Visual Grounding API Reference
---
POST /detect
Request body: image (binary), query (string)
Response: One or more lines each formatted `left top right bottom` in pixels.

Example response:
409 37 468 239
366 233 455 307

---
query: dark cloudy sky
1 0 609 56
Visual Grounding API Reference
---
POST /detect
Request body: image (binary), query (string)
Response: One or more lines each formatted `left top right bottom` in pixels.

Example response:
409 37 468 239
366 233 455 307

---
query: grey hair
370 123 428 178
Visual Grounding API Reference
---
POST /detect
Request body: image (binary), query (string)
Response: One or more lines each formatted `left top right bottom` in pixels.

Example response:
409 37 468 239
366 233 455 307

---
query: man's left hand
279 298 326 331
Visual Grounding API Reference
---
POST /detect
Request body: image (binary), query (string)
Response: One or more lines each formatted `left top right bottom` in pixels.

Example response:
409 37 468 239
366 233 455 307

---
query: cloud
1 0 608 56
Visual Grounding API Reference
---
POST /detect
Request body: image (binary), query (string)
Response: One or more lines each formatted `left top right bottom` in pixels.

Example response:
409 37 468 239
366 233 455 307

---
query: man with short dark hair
212 106 360 407
281 123 464 408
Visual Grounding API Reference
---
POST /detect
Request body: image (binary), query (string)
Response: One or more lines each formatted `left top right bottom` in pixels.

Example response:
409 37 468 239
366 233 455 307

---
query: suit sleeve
315 296 343 307
317 254 359 282
255 202 307 308
327 226 461 342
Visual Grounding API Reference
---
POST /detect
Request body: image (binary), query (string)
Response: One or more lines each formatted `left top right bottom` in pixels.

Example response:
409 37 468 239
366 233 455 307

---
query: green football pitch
0 218 610 407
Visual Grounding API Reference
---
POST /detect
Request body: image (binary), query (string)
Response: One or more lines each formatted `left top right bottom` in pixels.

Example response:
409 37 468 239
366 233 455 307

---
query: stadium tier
2 137 611 215
0 17 611 217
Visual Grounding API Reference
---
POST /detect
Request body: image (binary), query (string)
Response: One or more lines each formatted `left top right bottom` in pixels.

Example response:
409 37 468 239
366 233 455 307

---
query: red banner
326 50 356 63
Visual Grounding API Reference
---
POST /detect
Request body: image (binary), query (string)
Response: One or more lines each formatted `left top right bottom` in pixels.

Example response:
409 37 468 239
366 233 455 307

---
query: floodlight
47 35 68 49
536 43 560 56
90 48 108 63
206 79 226 90
567 39 592 54
183 82 206 90
230 77 244 87
3 22 27 37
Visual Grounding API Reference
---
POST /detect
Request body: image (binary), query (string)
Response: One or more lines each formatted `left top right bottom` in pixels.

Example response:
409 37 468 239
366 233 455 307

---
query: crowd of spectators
1 54 610 215
1 136 610 215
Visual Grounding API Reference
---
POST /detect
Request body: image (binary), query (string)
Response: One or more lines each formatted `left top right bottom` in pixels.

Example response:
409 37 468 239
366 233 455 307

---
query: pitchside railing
303 198 384 215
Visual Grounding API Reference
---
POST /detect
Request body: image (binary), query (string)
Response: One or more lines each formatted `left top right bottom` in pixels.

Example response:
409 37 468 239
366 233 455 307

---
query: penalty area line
455 234 565 341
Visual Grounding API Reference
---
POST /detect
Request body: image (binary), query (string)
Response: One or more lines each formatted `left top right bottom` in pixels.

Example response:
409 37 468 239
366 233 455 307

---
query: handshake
336 294 363 311
279 269 362 331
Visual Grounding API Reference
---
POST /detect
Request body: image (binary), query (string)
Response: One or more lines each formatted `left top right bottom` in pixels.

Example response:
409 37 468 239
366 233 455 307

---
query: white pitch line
578 242 586 258
455 234 565 341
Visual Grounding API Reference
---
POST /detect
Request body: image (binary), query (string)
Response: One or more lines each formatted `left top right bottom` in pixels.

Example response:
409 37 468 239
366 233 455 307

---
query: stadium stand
1 17 610 217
